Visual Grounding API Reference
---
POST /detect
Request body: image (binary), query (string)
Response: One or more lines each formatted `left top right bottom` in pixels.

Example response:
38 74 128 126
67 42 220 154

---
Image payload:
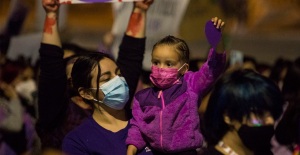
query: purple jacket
126 48 226 153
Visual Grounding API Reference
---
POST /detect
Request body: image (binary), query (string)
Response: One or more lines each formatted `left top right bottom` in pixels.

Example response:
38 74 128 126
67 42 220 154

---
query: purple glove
205 20 222 48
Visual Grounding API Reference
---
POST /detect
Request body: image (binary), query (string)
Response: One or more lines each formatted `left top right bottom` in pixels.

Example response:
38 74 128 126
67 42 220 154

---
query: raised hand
42 0 60 13
134 0 154 11
211 17 225 30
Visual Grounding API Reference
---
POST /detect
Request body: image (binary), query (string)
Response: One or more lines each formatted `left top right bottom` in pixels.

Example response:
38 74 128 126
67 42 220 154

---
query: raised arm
117 0 154 114
42 0 61 47
37 0 67 136
125 0 153 38
188 17 226 98
210 17 225 54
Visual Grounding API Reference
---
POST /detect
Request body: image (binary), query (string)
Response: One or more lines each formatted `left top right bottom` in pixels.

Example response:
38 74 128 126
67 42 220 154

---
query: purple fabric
62 116 153 155
205 20 222 48
126 49 226 153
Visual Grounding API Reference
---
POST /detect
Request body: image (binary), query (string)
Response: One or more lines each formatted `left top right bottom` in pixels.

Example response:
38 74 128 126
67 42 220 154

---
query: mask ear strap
93 98 103 103
178 63 188 75
178 63 186 71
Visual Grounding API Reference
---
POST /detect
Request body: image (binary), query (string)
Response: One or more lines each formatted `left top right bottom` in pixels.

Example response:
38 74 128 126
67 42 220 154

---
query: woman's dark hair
71 52 113 107
202 69 283 145
152 35 190 63
62 42 95 65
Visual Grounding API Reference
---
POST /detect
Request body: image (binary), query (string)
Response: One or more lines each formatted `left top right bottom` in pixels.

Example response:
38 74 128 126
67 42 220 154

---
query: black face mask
238 125 274 154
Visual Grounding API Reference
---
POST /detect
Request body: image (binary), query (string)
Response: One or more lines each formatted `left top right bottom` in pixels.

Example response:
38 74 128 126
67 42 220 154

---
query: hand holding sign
205 17 225 48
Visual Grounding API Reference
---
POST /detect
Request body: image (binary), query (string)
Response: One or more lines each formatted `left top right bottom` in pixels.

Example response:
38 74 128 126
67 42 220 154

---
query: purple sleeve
187 48 226 97
126 98 146 150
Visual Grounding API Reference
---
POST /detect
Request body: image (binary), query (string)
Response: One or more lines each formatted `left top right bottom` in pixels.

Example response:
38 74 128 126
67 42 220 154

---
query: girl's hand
134 0 154 11
211 17 225 30
42 0 60 13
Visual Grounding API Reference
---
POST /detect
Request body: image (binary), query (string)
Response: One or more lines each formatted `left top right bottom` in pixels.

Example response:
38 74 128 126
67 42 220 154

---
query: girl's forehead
152 45 180 59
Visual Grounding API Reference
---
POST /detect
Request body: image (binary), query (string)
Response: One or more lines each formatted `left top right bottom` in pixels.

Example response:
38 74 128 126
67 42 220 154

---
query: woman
61 1 154 153
36 0 153 152
201 69 283 155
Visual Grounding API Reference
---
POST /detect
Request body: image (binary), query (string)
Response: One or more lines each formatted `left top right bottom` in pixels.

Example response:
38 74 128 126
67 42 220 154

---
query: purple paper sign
205 20 222 48
80 0 112 2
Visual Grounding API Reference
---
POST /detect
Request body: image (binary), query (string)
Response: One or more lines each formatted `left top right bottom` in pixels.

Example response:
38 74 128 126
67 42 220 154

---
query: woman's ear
78 87 94 100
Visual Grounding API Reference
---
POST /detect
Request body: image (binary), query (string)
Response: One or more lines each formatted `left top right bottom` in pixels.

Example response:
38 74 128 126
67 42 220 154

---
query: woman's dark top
200 147 223 155
36 35 146 149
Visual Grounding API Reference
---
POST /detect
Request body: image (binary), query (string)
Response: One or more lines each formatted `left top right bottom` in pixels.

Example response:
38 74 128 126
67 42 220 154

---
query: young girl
126 17 226 155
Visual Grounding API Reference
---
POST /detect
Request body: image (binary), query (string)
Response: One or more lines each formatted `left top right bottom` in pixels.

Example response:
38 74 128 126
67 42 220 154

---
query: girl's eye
167 63 173 67
152 62 158 66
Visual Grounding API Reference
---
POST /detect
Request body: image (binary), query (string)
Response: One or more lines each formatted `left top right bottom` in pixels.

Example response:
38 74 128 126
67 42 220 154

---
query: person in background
201 69 283 155
269 58 292 90
256 63 272 78
275 57 300 155
0 59 38 155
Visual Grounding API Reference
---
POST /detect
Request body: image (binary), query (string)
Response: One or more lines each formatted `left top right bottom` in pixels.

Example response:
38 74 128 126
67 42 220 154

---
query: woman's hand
42 0 60 14
134 0 154 12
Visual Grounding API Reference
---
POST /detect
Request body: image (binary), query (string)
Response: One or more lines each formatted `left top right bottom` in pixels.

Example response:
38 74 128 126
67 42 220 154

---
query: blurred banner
111 0 190 70
7 33 42 65
59 0 142 4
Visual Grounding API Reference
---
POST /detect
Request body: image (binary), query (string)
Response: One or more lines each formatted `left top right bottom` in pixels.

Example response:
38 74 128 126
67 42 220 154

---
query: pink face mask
150 64 186 89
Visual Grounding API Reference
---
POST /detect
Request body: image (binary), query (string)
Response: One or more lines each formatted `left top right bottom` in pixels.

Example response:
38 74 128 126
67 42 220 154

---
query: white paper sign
7 33 42 65
110 0 190 70
59 0 142 4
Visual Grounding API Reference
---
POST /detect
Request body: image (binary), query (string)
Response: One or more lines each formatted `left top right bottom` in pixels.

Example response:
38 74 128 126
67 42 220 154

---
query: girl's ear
180 63 189 75
183 63 189 73
78 87 94 100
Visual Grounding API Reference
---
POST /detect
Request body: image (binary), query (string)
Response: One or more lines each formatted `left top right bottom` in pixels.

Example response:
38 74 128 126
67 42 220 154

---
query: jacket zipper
158 90 165 149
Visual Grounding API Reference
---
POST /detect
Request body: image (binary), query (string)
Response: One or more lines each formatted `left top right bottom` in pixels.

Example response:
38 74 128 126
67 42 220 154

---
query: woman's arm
37 0 67 130
117 0 154 112
41 0 61 47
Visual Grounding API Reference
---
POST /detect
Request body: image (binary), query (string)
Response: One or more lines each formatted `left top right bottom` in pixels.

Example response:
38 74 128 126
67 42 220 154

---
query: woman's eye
100 78 110 84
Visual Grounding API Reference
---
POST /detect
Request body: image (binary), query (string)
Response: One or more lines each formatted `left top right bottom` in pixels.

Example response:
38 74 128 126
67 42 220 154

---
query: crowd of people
0 0 299 155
